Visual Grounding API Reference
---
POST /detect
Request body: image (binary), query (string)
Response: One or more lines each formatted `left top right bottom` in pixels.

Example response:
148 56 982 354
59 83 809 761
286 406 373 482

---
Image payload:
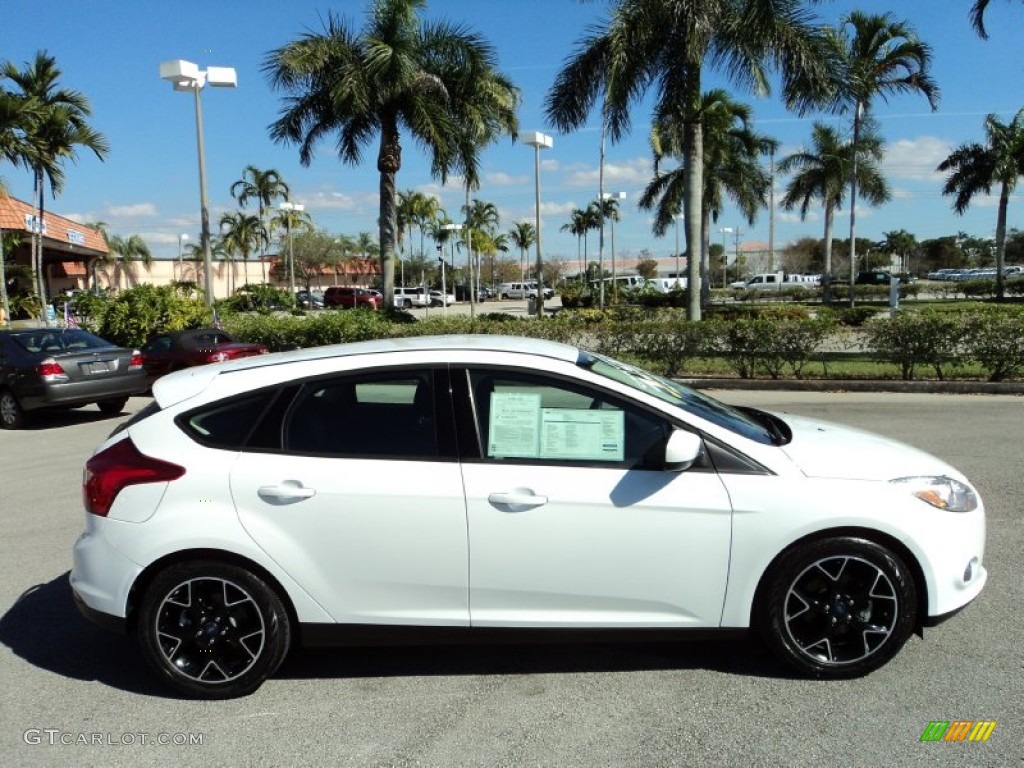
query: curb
680 378 1024 395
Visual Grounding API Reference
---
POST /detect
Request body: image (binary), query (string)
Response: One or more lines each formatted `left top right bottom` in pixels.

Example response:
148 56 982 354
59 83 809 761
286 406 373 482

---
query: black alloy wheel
760 537 917 678
138 562 291 699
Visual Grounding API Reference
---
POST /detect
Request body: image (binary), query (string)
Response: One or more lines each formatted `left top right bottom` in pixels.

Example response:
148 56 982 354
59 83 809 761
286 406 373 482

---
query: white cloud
485 171 529 187
883 136 952 183
563 157 653 188
105 202 158 217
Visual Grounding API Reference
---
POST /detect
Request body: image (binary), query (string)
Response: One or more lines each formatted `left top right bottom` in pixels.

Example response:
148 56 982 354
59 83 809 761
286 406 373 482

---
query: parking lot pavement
1 392 1020 766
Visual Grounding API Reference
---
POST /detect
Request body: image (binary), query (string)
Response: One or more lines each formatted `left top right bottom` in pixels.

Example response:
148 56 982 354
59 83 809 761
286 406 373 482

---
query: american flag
63 302 80 329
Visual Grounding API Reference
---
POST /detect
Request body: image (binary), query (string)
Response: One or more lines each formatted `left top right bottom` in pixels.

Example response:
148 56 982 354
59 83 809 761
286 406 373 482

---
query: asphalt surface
1 391 1020 767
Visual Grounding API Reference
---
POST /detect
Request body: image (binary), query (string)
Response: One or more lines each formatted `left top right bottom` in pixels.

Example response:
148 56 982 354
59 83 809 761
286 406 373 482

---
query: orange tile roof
0 194 108 254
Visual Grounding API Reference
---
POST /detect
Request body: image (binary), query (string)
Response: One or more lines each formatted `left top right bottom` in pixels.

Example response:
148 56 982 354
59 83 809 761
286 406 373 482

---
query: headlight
890 476 978 513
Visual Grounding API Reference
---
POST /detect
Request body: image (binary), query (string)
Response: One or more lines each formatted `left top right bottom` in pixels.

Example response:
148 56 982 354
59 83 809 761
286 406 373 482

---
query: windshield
12 329 116 355
583 351 775 445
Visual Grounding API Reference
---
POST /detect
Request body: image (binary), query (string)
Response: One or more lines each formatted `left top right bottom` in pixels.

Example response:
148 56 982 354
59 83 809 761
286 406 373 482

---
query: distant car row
926 266 1024 281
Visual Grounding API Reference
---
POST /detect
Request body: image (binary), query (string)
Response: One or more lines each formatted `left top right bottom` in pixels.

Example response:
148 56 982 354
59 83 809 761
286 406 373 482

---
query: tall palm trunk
823 203 836 304
33 167 48 321
995 183 1009 300
377 124 400 305
683 98 703 322
700 208 711 306
847 103 862 308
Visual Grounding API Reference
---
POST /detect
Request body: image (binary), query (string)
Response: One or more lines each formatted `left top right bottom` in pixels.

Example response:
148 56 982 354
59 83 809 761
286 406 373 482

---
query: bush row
71 286 1024 382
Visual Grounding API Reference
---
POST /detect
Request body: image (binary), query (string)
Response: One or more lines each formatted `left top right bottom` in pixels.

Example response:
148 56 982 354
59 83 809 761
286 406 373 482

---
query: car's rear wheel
138 562 291 699
759 537 917 678
97 397 129 415
0 389 27 429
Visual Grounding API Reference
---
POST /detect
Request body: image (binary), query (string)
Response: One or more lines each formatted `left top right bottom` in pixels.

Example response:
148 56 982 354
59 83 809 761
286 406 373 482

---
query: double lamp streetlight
159 59 236 307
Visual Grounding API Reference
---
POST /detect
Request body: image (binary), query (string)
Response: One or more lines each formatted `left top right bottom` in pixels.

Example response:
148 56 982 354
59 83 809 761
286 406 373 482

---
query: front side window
467 370 670 469
285 370 437 458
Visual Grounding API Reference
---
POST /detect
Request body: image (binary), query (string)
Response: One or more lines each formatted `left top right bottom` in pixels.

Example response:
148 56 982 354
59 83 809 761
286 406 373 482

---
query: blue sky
3 0 1022 264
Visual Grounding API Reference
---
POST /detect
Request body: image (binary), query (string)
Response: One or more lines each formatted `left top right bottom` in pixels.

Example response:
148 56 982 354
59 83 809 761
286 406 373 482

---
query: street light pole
160 60 236 307
441 223 462 317
524 131 553 317
674 214 684 289
720 227 733 288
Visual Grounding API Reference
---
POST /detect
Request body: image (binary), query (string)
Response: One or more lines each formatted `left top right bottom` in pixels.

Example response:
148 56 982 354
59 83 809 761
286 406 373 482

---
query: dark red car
323 286 382 310
140 329 269 383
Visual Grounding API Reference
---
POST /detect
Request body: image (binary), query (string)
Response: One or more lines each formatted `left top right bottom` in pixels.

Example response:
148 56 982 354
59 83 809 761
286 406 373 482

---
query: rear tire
138 561 291 699
759 537 917 678
0 389 27 429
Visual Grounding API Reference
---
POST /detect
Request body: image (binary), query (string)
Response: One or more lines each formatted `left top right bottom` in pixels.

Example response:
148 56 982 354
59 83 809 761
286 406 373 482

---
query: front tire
759 537 917 678
137 562 291 699
0 389 27 429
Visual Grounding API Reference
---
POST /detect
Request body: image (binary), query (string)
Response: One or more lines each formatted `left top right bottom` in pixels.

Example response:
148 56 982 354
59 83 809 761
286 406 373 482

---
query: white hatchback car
72 336 987 698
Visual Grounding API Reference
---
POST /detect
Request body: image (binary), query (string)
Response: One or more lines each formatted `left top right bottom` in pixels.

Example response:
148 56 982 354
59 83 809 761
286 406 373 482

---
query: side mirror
664 429 702 471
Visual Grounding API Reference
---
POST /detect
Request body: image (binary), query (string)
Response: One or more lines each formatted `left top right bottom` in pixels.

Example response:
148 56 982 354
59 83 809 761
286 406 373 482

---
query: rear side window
179 390 279 449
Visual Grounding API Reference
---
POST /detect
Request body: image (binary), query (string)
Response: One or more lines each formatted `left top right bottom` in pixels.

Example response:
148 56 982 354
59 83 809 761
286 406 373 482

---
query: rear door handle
488 491 548 509
258 483 316 501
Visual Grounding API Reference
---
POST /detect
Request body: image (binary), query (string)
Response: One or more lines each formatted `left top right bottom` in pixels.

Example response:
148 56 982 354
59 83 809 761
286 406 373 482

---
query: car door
230 367 470 626
455 368 734 628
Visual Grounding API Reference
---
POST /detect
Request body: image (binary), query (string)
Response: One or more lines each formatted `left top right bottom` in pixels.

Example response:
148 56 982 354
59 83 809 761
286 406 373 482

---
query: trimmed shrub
962 307 1024 381
865 311 967 380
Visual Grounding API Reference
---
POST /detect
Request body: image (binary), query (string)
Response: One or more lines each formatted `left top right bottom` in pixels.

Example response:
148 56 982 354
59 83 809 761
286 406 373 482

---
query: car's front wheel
0 389 27 429
759 537 917 678
137 562 291 699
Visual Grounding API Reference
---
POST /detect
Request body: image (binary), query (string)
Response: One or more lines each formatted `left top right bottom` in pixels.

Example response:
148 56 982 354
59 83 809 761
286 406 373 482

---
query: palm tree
220 211 265 290
508 221 536 282
230 166 289 283
545 0 832 321
970 1 1024 38
107 234 153 290
778 121 889 300
938 109 1024 301
640 90 777 306
823 11 938 305
565 208 589 278
410 192 442 262
881 229 918 275
3 51 109 315
264 0 520 308
268 206 314 288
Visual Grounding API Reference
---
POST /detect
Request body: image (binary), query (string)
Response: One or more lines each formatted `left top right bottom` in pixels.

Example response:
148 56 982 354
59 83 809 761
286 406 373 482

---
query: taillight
37 358 68 381
206 351 230 363
83 438 185 517
128 351 143 369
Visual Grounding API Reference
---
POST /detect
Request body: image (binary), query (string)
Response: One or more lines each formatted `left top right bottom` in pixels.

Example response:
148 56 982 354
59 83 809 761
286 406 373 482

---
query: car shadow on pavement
1 574 798 697
19 407 127 431
277 635 797 683
0 573 166 698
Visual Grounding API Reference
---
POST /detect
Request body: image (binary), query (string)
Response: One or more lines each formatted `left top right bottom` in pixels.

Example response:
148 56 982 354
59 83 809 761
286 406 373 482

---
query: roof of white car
152 334 583 406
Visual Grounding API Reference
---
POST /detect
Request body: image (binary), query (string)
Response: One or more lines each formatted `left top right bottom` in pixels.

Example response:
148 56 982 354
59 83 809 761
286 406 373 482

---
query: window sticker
488 391 542 458
539 408 624 461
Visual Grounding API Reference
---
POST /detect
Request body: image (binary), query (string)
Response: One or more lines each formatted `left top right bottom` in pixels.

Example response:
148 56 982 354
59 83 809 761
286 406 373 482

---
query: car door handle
258 483 316 501
487 491 548 509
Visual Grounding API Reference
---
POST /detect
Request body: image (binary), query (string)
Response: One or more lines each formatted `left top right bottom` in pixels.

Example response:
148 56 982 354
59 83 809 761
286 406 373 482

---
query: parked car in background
393 287 430 308
731 273 820 291
429 289 456 307
0 328 148 429
140 329 269 384
324 286 382 310
72 335 986 698
855 271 895 286
498 281 554 300
295 290 324 309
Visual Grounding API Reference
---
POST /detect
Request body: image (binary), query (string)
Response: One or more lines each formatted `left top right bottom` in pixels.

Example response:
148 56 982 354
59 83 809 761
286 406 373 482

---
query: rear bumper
20 374 148 411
